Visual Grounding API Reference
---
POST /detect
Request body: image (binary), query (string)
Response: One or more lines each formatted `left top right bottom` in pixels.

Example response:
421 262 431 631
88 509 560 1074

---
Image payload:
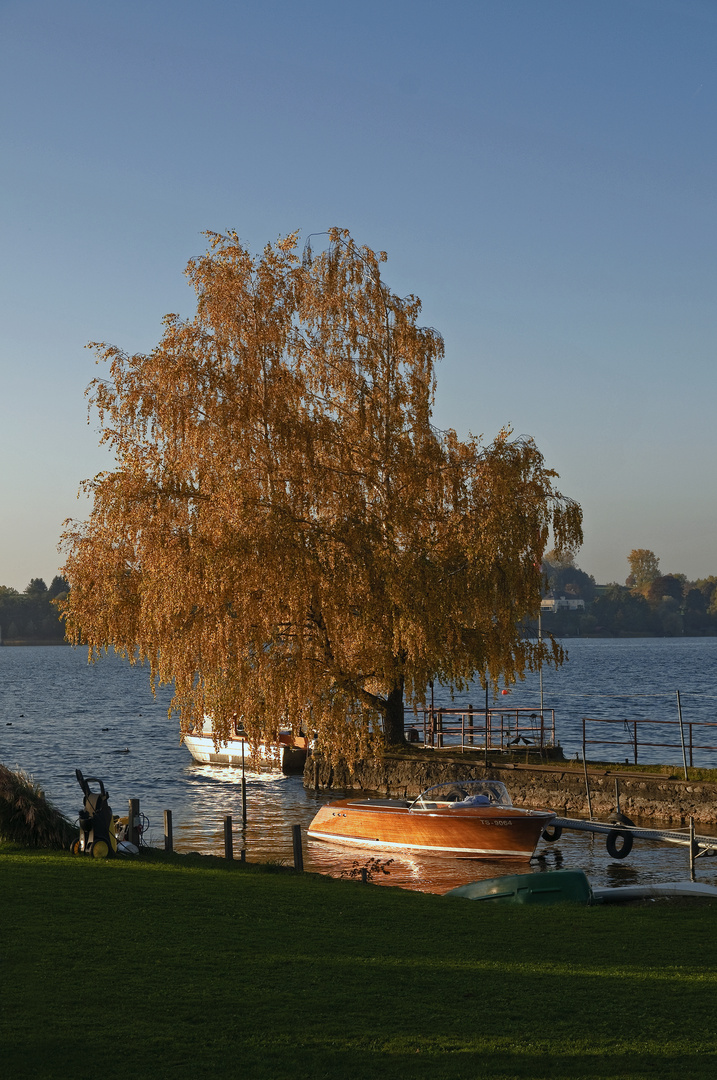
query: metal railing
406 706 556 753
581 715 717 770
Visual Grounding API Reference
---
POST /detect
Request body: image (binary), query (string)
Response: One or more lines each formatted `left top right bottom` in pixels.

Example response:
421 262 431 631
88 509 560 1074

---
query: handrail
406 707 556 753
581 715 717 769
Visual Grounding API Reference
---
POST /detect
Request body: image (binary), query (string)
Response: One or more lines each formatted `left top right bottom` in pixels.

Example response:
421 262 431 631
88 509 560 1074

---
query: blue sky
1 0 715 591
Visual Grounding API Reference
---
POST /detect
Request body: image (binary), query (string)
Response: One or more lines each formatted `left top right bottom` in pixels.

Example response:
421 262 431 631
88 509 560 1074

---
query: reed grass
2 845 717 1080
0 764 77 848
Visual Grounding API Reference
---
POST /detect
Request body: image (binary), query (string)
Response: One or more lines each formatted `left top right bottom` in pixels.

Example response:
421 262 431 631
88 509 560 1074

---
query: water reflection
164 762 717 895
4 645 717 896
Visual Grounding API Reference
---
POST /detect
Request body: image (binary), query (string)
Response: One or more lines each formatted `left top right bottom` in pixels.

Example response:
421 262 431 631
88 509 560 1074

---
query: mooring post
241 740 248 826
582 749 593 821
689 816 696 882
224 815 233 861
676 690 689 781
164 809 173 853
361 867 368 884
240 848 246 863
128 798 140 847
484 681 489 767
292 823 304 871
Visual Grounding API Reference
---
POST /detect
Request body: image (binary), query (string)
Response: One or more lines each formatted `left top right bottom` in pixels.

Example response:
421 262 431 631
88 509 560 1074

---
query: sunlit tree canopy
61 228 582 759
626 548 661 591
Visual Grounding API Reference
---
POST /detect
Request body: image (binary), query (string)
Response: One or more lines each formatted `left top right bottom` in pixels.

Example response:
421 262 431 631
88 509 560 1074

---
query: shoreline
305 750 717 827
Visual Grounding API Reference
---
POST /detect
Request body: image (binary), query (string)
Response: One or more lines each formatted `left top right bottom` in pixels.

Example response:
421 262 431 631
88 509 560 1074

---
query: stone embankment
304 750 717 826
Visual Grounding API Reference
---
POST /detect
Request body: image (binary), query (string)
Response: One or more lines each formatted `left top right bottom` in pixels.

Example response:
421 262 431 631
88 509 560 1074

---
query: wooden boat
307 780 554 858
183 717 308 775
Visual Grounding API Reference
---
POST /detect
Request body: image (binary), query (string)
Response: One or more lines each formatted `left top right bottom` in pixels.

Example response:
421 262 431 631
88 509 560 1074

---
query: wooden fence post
128 798 140 847
224 815 233 861
164 809 173 853
292 824 304 871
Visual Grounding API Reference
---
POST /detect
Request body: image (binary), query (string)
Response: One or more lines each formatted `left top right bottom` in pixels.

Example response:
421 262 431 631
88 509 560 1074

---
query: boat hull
445 869 593 904
183 733 307 775
308 798 554 858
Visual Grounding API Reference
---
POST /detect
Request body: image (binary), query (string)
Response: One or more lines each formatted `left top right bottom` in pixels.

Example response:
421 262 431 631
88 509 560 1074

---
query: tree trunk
382 681 406 746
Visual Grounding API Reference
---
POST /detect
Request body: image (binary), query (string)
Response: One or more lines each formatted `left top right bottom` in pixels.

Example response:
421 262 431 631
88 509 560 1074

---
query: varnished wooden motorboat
308 780 554 859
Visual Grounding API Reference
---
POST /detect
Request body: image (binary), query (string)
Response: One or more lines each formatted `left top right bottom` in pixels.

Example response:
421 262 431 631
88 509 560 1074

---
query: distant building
541 596 585 612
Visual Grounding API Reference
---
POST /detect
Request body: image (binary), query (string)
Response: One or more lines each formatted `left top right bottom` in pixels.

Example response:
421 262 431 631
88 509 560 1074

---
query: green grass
2 846 717 1080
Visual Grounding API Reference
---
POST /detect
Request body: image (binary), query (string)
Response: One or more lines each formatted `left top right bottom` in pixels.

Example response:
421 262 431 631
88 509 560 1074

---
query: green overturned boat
445 869 592 905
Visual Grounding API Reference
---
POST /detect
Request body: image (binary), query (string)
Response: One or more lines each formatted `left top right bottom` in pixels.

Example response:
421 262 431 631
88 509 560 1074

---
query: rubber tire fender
541 824 562 842
606 829 633 859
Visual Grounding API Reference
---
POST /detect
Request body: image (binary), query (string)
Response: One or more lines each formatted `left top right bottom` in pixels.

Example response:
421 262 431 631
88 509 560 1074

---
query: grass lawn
2 846 716 1080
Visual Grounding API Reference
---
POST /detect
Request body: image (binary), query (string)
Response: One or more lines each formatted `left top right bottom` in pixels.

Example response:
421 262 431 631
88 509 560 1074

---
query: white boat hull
592 881 717 902
183 733 307 775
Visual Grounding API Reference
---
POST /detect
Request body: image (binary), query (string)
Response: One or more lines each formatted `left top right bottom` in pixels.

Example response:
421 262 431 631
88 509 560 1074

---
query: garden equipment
72 769 117 858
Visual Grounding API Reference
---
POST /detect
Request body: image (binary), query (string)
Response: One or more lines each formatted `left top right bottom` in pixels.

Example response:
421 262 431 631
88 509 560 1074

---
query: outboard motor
73 769 117 858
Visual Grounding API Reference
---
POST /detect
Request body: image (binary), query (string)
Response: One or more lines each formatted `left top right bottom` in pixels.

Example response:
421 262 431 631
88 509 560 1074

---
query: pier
551 816 717 855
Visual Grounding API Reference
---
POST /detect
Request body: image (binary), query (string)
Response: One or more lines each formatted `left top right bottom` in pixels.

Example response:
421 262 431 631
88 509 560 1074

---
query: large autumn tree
61 228 582 759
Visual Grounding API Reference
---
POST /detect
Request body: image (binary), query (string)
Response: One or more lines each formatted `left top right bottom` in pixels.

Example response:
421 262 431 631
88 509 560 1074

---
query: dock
547 815 717 872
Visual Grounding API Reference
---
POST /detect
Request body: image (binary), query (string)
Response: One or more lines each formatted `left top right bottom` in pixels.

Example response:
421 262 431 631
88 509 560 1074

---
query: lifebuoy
541 824 562 842
606 829 633 859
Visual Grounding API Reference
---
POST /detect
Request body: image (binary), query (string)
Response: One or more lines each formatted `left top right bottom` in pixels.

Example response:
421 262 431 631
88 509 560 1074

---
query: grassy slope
2 847 716 1080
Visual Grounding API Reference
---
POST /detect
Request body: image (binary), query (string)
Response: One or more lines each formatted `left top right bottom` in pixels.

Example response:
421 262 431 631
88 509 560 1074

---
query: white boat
591 881 717 903
183 717 308 775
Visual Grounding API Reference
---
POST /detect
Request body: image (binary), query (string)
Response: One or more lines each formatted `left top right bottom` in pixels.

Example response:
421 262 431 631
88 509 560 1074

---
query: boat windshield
409 780 513 811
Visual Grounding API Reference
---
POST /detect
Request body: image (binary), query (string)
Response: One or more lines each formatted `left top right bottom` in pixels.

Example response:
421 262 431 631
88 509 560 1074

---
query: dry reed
0 763 77 848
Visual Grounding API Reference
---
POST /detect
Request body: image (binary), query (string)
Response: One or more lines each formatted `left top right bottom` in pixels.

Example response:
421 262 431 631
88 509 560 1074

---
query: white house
540 596 585 612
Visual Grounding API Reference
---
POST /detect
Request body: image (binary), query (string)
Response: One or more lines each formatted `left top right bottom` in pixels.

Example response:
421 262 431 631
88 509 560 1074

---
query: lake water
2 639 717 894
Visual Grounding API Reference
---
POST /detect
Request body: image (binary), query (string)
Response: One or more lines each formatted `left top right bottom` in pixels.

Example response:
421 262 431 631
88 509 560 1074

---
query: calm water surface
2 640 716 894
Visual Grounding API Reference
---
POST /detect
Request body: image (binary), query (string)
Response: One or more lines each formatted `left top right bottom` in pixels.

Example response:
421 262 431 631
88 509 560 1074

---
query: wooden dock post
241 740 248 826
164 809 173 853
676 690 689 781
128 798 141 847
224 815 233 861
689 816 696 882
292 823 304 871
582 749 593 821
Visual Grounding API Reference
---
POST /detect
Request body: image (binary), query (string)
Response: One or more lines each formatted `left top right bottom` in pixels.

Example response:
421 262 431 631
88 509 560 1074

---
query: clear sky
1 0 715 592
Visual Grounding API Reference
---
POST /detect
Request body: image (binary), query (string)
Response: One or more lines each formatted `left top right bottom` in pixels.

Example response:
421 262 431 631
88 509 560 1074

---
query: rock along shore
304 749 717 827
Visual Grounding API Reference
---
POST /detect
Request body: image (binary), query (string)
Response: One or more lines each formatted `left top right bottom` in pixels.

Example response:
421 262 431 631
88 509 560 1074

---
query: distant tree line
0 578 69 643
3 547 716 644
540 549 717 637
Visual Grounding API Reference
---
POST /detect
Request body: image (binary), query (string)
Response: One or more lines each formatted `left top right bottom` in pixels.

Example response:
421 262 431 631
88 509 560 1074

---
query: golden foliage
61 228 582 758
627 548 661 592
